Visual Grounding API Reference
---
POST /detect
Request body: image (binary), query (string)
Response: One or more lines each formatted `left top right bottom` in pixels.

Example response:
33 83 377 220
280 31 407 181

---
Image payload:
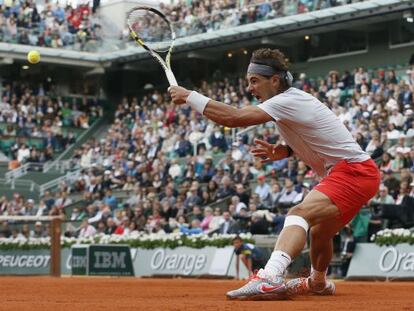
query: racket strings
127 9 173 52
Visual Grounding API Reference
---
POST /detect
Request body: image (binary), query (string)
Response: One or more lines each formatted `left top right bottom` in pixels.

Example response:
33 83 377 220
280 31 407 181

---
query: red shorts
314 159 380 225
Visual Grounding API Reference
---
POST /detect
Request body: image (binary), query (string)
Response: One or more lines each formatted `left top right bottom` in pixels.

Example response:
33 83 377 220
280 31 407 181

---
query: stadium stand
1 0 102 51
0 81 103 160
2 64 413 242
1 0 367 52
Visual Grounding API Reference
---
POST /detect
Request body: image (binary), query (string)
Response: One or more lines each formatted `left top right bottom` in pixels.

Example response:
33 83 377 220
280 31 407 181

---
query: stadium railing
38 169 82 196
2 166 81 198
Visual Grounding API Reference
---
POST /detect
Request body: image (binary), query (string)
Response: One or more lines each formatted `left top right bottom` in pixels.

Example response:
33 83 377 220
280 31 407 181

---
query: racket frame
127 6 178 86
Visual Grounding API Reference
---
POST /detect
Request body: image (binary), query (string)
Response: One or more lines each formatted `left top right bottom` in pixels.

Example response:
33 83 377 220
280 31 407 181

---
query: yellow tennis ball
27 50 40 64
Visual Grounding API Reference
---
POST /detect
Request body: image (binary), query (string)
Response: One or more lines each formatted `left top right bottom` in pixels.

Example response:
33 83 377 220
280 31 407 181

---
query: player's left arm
168 86 273 127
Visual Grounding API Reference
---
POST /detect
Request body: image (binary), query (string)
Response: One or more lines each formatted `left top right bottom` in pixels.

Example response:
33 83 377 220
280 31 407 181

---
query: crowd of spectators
0 0 364 51
0 0 102 51
2 62 413 253
0 81 103 164
120 0 364 40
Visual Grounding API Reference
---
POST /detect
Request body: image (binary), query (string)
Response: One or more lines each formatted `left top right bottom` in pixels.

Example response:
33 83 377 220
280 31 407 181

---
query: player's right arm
203 100 272 128
168 86 273 127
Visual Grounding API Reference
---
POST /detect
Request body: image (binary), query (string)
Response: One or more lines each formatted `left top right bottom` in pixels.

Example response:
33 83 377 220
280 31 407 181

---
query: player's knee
310 225 323 240
283 211 309 233
287 202 327 227
287 203 310 221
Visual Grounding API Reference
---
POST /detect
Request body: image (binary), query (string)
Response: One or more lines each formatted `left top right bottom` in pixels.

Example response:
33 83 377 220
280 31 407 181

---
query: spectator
278 178 298 207
254 175 271 205
371 184 395 204
180 218 203 235
55 191 72 209
231 195 247 215
269 183 282 209
249 213 269 234
219 210 238 234
209 127 227 153
105 218 117 235
200 207 213 232
78 218 97 238
216 176 235 199
175 133 192 157
103 189 117 210
33 222 47 238
0 222 11 238
17 144 30 163
292 182 311 204
188 205 204 223
235 183 249 206
184 185 202 209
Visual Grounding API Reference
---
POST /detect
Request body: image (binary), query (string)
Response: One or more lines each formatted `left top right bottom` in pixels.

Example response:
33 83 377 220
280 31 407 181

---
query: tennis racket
127 6 177 86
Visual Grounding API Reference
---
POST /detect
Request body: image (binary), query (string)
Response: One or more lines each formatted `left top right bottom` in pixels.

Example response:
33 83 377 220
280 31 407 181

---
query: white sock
263 250 291 277
310 266 327 284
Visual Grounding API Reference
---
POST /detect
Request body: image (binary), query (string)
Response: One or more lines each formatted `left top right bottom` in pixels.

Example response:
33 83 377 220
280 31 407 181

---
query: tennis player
168 48 380 300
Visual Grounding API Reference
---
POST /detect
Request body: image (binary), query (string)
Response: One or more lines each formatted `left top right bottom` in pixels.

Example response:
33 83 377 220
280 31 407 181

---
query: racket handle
165 69 178 86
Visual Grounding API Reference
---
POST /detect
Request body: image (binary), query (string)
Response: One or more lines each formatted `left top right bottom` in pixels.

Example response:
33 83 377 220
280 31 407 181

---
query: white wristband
186 91 210 115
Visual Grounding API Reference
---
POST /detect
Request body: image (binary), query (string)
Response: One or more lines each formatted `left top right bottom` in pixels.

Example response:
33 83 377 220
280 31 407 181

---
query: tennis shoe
286 277 335 296
226 269 286 300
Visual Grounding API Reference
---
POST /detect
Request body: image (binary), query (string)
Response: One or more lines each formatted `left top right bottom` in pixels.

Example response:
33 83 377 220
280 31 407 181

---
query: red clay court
0 277 413 311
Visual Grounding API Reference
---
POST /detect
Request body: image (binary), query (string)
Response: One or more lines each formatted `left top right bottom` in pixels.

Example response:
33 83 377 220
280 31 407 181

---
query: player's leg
275 190 339 251
261 190 338 277
286 217 343 296
309 217 343 280
227 190 338 300
227 159 379 300
263 159 379 288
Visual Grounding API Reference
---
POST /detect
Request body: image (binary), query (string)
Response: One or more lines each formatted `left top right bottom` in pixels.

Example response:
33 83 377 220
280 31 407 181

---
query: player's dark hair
251 48 289 71
251 48 290 89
